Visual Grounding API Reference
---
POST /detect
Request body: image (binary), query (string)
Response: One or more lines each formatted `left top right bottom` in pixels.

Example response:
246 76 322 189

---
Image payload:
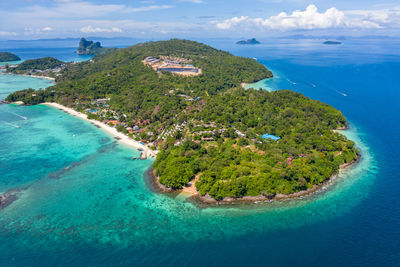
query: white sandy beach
0 70 56 81
42 102 157 158
25 74 56 81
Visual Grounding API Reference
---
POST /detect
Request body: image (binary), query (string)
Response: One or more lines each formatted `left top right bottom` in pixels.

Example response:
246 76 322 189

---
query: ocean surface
0 37 399 266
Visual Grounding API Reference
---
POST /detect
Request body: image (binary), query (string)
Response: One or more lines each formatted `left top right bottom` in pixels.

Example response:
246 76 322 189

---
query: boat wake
1 110 28 120
0 120 20 128
336 90 348 97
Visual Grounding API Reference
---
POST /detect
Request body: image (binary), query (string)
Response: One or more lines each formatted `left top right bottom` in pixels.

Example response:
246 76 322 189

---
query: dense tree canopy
154 88 358 199
8 57 64 73
0 52 20 62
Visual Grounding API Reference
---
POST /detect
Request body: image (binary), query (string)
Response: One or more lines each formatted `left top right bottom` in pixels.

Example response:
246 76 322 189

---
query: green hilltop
0 52 21 62
8 57 64 73
5 57 66 79
6 39 358 201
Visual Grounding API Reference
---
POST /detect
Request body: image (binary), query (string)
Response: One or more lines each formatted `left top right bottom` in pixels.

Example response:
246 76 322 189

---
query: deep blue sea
0 37 399 266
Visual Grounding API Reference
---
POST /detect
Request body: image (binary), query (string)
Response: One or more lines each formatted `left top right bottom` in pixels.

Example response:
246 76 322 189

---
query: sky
0 0 399 39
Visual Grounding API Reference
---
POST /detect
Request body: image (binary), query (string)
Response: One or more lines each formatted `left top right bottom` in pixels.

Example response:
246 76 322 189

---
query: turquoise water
0 39 93 63
0 71 54 100
244 68 291 91
0 38 399 266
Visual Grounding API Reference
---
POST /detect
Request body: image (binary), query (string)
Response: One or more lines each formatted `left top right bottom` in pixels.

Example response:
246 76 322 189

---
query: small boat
139 142 145 145
132 157 137 160
138 148 144 151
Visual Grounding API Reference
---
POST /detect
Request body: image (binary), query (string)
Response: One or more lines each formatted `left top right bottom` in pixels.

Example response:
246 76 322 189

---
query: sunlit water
0 37 399 266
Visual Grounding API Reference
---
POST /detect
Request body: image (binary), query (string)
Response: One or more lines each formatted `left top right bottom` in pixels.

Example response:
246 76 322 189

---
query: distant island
236 38 260 45
3 38 116 79
7 39 358 203
5 57 66 79
0 52 20 62
77 37 114 55
323 41 342 45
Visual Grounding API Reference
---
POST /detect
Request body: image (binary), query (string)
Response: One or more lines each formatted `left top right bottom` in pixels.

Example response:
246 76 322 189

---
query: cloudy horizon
0 0 399 40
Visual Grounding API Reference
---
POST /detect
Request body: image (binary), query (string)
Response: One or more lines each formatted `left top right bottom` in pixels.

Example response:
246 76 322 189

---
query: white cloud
345 8 400 25
126 5 173 12
80 25 123 33
216 16 249 30
216 5 385 31
42 27 54 32
0 0 179 38
0 31 17 36
11 1 174 21
112 27 123 33
178 0 205 3
23 27 56 35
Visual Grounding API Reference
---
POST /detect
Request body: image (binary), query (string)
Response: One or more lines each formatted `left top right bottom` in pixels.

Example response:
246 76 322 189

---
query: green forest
7 57 65 74
6 39 358 200
0 52 20 62
154 88 358 199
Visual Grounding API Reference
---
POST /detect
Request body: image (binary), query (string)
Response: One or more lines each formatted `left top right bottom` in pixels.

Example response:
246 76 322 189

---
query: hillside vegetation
154 88 357 199
8 57 65 74
0 52 20 62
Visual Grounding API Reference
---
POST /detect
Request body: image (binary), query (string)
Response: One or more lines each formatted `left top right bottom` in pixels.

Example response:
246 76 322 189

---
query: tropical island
0 52 21 62
236 38 260 45
4 57 66 78
323 41 342 45
77 37 114 55
6 39 359 202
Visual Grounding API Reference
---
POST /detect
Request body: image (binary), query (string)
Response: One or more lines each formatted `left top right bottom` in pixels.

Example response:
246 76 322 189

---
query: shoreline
24 74 56 81
241 73 274 88
5 73 358 205
0 70 56 81
42 102 157 158
150 152 360 206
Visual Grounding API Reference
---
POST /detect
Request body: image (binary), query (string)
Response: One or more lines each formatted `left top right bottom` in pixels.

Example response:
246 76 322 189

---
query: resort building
142 56 202 76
